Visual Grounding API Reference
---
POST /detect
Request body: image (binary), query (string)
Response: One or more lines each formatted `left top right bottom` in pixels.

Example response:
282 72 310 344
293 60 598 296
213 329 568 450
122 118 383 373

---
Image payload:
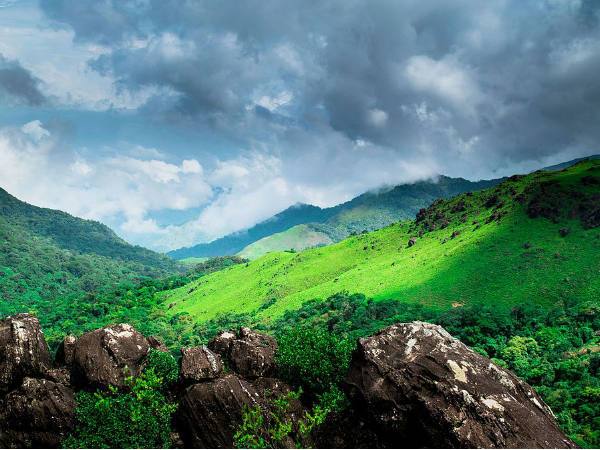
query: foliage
146 349 179 386
272 291 600 447
193 256 249 275
233 388 326 449
275 325 354 394
63 369 177 449
163 160 600 326
169 175 501 260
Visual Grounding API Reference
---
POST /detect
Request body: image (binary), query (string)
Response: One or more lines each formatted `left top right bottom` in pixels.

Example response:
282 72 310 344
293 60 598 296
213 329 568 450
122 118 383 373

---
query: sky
0 0 599 252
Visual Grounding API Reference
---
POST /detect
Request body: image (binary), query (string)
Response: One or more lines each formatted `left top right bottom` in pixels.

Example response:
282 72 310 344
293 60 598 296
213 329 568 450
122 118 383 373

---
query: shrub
63 369 177 449
276 326 354 394
233 388 326 449
146 348 178 386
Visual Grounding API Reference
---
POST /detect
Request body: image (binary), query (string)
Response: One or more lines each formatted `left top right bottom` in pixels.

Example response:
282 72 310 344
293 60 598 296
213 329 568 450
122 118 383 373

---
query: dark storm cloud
0 54 46 106
40 0 600 177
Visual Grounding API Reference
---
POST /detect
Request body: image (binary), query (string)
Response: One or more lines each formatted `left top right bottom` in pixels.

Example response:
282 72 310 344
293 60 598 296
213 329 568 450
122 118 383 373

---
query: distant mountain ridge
168 175 504 260
541 154 600 172
0 187 183 319
0 188 178 268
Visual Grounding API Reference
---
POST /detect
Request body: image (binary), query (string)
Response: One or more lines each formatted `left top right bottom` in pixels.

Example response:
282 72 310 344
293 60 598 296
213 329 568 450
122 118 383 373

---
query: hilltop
169 175 502 260
162 160 600 323
0 187 184 319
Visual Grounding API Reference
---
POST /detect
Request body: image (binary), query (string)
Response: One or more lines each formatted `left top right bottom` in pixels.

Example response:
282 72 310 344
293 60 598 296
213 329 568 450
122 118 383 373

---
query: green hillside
0 187 184 317
163 160 600 323
237 224 333 259
168 176 502 260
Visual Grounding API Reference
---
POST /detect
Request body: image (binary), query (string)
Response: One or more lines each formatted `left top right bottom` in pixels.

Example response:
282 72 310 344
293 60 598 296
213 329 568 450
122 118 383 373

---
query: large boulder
0 377 75 448
208 327 277 378
0 314 52 392
344 322 576 448
68 323 150 388
55 334 76 367
177 375 301 448
179 345 223 383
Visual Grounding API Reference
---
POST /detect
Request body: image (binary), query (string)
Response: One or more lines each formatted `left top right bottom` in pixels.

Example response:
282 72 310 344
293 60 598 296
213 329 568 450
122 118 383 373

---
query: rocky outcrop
0 314 576 449
0 314 53 392
0 378 75 448
177 375 301 448
0 314 75 449
67 323 151 388
208 327 277 378
179 345 223 383
342 322 576 448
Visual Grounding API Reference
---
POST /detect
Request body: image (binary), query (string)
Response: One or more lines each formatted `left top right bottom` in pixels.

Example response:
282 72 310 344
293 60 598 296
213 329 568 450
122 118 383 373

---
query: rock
209 327 277 378
177 375 301 448
147 335 170 353
0 377 75 448
523 242 532 249
407 237 417 247
229 327 277 378
208 329 236 355
0 314 52 393
69 323 150 388
313 407 385 449
344 322 576 448
55 334 77 366
451 200 466 213
451 230 462 239
180 345 223 383
559 227 570 237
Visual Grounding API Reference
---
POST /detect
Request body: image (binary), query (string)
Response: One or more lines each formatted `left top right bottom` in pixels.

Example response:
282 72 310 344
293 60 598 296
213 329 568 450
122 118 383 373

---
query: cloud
0 0 597 251
0 54 46 105
35 1 600 177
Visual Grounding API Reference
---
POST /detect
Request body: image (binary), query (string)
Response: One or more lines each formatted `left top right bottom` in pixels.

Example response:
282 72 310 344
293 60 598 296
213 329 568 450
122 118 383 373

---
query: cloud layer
0 0 599 250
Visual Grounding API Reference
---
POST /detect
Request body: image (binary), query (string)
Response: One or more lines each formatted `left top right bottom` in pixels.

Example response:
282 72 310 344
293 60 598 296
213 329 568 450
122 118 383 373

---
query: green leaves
63 368 177 449
276 326 354 394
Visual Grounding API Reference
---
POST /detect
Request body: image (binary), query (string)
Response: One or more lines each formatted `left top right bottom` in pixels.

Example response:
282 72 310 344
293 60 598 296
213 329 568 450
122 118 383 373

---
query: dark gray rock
179 345 223 383
344 321 576 448
0 377 75 448
208 327 277 378
0 314 52 393
69 323 150 388
177 374 302 448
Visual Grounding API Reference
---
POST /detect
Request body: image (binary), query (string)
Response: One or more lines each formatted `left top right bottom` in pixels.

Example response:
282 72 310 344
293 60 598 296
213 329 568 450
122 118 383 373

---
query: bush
146 348 178 386
233 388 325 449
276 326 354 394
63 369 177 449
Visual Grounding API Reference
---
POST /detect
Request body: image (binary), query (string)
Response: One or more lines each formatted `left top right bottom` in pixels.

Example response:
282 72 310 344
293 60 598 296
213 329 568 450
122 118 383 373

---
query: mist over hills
168 175 504 260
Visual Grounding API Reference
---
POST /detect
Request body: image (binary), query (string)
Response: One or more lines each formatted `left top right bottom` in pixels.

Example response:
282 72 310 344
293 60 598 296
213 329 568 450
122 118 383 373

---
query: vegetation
162 160 600 324
0 187 184 327
271 291 600 447
237 224 332 260
276 326 353 395
2 161 599 446
63 354 179 449
169 175 502 260
233 389 327 449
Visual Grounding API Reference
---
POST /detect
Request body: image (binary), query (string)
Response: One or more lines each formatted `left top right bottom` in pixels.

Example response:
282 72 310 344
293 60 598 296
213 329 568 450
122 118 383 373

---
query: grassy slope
168 176 502 260
237 224 333 259
162 161 600 322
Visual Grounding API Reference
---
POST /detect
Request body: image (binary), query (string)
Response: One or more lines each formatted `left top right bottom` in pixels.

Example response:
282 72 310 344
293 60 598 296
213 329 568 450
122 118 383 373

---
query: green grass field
162 161 600 323
237 224 333 259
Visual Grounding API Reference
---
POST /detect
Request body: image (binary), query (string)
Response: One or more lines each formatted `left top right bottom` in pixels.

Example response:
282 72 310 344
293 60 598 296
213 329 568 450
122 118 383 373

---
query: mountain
0 187 183 319
168 204 336 259
162 159 600 323
169 175 503 260
542 154 600 172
